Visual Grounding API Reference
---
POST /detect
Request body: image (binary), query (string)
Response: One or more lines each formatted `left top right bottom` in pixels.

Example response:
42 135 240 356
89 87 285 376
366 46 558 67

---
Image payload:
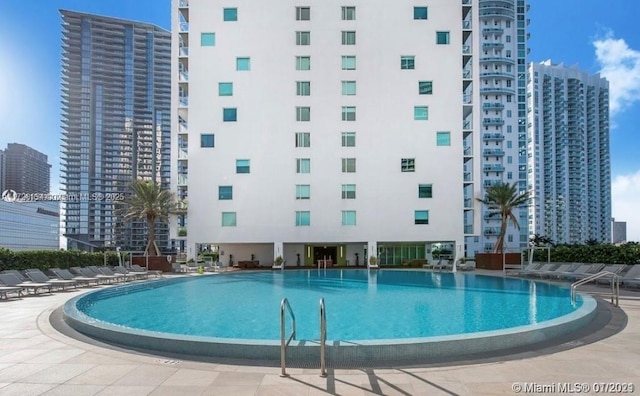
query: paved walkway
0 275 639 395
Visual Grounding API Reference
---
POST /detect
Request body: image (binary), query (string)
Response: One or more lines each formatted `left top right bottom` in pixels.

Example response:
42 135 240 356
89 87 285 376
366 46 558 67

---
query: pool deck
1 272 639 395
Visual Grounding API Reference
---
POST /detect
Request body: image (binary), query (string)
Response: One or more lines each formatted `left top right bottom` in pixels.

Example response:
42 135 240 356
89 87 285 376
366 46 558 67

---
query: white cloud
593 33 640 116
612 169 640 242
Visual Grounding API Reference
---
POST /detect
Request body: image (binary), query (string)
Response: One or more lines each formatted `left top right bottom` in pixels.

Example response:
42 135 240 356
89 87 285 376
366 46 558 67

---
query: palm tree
119 179 176 256
476 182 530 253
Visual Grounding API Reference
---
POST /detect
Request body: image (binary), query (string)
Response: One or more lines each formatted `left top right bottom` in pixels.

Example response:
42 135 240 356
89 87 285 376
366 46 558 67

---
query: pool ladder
280 297 327 377
570 271 619 307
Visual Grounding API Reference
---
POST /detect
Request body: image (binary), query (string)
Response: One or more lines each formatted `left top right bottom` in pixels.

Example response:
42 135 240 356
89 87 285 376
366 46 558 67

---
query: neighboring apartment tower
0 201 60 251
3 143 51 194
61 10 171 252
611 218 626 244
172 1 474 264
527 60 611 244
465 0 529 255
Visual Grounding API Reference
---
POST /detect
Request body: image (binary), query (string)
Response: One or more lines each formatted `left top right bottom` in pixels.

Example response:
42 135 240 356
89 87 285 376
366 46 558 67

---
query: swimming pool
63 270 597 364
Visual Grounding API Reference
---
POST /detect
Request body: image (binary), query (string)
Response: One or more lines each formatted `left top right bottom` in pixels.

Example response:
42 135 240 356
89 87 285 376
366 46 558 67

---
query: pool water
76 270 582 342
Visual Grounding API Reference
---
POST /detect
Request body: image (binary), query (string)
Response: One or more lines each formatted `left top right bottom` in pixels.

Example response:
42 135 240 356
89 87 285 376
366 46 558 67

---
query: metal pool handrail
280 298 296 377
571 271 619 307
320 297 327 377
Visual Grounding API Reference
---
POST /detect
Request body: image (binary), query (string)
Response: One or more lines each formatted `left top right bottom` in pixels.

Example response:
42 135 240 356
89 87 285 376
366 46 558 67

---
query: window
219 186 233 200
401 158 415 172
236 57 250 70
236 159 250 173
296 184 310 200
436 131 451 146
223 8 237 21
418 184 432 198
296 106 310 121
223 108 237 122
342 56 356 70
436 31 450 45
296 158 311 173
342 106 356 121
342 184 356 199
218 82 233 96
342 31 356 45
342 6 356 20
296 211 310 226
414 106 428 120
296 56 311 70
201 33 216 46
222 212 236 227
418 81 433 95
413 6 428 20
342 210 356 226
296 31 310 45
296 7 310 20
401 56 415 70
296 81 311 96
414 210 429 225
341 132 356 147
342 158 356 173
342 81 356 95
295 132 310 147
200 134 214 148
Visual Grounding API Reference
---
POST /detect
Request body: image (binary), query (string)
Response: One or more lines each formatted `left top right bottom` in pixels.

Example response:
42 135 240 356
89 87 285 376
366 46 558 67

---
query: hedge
0 248 120 271
529 242 640 264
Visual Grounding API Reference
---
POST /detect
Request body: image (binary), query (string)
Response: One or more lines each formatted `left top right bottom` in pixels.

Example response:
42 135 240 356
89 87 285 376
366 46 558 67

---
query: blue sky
1 1 639 241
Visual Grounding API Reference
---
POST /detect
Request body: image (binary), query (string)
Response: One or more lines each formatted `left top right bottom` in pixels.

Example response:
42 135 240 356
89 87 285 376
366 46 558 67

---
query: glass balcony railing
179 0 189 7
179 97 189 107
482 118 505 125
178 175 188 185
180 22 189 32
179 47 189 57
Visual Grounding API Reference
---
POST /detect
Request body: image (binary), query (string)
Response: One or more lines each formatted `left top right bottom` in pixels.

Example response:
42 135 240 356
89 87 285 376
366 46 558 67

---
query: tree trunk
145 217 159 256
494 211 509 253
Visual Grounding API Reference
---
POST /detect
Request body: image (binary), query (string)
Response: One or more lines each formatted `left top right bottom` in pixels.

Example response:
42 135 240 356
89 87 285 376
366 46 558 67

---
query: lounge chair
25 269 77 290
88 266 127 283
0 273 52 295
537 263 576 279
522 263 556 277
71 267 114 284
131 264 162 277
458 260 476 271
617 265 640 288
566 263 606 281
113 266 148 280
2 269 32 283
509 262 542 276
0 285 23 300
593 264 627 285
51 268 101 287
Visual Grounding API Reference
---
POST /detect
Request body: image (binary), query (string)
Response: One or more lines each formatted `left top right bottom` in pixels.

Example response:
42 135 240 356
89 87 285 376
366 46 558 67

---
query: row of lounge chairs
425 259 476 271
0 265 158 300
512 262 640 287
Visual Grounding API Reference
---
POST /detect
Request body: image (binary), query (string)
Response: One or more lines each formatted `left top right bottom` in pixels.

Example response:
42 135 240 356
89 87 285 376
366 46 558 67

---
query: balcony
179 0 189 7
483 133 505 141
483 103 504 110
463 172 473 182
177 227 187 237
482 42 504 50
179 47 189 57
178 149 188 159
462 20 472 30
483 228 500 236
462 45 471 54
464 225 474 234
180 22 189 32
464 198 473 208
179 96 189 107
178 175 188 186
480 71 514 79
174 200 188 213
463 120 473 130
479 57 515 65
483 149 505 156
482 28 503 35
179 71 189 82
480 87 515 95
483 118 505 126
483 165 505 172
179 122 188 134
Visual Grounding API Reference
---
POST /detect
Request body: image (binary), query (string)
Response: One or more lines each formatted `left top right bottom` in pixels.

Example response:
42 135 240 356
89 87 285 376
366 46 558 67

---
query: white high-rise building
526 60 611 245
464 0 529 256
172 0 484 265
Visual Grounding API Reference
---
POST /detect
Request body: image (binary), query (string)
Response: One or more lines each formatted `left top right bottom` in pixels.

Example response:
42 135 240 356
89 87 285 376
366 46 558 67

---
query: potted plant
275 256 284 266
369 255 378 266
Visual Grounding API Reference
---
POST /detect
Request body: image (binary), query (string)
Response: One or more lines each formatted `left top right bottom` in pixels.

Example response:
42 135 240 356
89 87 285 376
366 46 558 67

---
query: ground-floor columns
366 241 378 267
274 242 284 263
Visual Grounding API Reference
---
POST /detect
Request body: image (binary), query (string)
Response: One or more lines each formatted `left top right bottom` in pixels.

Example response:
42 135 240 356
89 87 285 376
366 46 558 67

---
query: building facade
0 149 5 193
0 201 60 251
526 60 611 245
611 218 626 244
464 0 529 256
60 10 171 252
172 0 477 264
3 143 51 194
